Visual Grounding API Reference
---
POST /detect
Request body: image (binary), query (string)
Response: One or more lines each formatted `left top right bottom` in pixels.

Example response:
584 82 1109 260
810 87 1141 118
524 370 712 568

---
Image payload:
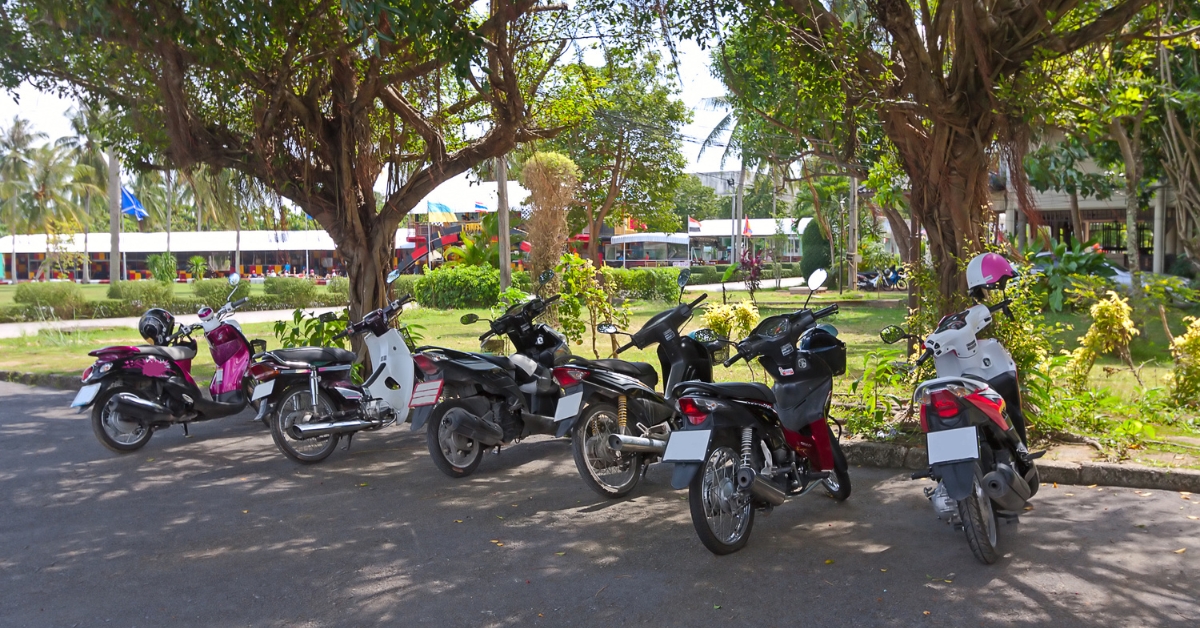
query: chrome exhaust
735 468 786 506
607 434 668 455
289 418 376 439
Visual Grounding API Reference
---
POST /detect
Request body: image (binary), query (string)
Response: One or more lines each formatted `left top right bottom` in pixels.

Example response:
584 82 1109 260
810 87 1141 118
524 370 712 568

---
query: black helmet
139 308 176 346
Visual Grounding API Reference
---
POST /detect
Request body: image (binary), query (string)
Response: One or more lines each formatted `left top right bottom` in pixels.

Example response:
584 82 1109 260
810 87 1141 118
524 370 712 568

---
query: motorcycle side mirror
537 269 555 285
597 322 619 335
879 325 910 345
677 268 691 288
386 268 402 284
228 272 240 286
807 269 827 292
318 312 338 324
460 313 480 325
690 328 718 343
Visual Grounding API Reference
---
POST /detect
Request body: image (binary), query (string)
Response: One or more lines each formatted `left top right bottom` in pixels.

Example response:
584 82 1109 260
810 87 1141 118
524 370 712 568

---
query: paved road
1 381 1197 627
684 276 807 292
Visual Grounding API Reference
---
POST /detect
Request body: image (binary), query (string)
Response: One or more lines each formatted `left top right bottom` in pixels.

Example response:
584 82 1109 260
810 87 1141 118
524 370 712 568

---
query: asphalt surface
1 380 1197 627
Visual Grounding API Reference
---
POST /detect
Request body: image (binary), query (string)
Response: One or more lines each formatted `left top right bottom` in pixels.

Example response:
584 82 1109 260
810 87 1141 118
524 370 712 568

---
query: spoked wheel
571 403 642 498
959 479 1001 564
426 399 485 478
823 437 852 501
895 278 908 290
91 387 154 453
271 385 339 464
688 445 755 555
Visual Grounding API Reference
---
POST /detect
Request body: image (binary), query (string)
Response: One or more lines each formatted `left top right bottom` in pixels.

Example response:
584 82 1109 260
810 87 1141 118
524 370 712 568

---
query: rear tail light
552 367 588 387
81 366 93 382
412 354 442 376
249 362 281 382
677 396 720 425
929 390 960 417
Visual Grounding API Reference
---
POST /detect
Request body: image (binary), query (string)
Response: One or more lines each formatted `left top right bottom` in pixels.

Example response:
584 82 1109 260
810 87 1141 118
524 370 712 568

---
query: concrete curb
842 440 1200 493
0 371 84 392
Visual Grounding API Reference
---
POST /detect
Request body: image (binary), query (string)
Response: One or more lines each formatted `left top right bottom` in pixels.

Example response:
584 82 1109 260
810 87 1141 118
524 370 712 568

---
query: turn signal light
677 397 718 425
249 362 280 382
552 367 588 387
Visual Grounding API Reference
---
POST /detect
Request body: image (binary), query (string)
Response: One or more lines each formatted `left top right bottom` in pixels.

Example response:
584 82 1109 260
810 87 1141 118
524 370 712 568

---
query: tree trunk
1110 114 1145 293
108 148 120 282
82 193 91 282
1068 189 1085 244
343 224 393 325
877 203 912 264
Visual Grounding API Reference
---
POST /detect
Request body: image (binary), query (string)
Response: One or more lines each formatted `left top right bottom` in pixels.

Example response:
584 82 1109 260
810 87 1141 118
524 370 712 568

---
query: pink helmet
966 253 1016 297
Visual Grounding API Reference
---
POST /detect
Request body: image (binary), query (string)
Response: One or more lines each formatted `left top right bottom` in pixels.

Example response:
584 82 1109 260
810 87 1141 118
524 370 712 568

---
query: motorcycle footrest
911 468 933 480
801 470 830 483
1025 450 1046 460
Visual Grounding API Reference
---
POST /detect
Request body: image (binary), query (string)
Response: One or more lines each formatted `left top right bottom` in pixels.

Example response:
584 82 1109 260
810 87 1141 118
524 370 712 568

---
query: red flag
743 216 752 236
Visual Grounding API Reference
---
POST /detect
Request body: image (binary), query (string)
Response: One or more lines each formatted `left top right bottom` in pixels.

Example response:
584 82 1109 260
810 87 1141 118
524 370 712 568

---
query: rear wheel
426 399 485 478
823 437 852 501
959 479 1000 564
271 385 339 464
571 403 642 498
90 386 154 453
688 443 754 555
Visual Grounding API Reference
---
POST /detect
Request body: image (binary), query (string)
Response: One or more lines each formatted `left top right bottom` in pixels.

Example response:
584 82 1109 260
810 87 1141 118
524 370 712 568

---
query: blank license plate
251 380 275 401
553 391 582 422
926 427 979 464
71 383 101 408
662 429 712 463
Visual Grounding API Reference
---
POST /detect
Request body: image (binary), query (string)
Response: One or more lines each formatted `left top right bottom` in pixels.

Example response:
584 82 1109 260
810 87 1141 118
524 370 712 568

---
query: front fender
934 460 979 501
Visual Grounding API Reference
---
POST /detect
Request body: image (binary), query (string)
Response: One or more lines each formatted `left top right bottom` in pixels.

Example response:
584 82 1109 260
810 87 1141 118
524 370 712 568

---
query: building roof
0 229 418 254
610 232 690 245
408 171 530 214
692 218 811 238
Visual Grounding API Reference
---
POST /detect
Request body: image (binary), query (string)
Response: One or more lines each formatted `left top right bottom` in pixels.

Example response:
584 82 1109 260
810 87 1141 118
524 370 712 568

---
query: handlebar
331 329 349 341
813 304 839 320
543 294 561 306
722 351 745 368
988 298 1015 321
915 348 933 366
687 294 707 309
231 297 249 309
615 340 636 355
479 330 495 342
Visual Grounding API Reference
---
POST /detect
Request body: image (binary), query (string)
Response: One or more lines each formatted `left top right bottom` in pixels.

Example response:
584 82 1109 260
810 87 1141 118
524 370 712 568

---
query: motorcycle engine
926 482 960 523
362 399 396 425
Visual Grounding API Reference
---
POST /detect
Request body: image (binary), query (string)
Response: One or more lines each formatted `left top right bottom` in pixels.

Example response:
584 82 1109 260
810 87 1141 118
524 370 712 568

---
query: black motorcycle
665 269 852 554
412 286 572 478
554 270 722 497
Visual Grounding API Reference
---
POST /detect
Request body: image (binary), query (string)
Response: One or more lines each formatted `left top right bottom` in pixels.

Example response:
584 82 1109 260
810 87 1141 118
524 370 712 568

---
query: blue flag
121 187 148 221
427 201 453 214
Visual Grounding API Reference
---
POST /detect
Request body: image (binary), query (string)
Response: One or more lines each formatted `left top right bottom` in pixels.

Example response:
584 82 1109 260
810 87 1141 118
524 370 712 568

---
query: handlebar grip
479 330 494 342
232 297 249 308
688 294 708 308
616 341 636 355
814 304 839 319
331 329 349 341
722 352 744 368
544 294 561 306
915 348 933 366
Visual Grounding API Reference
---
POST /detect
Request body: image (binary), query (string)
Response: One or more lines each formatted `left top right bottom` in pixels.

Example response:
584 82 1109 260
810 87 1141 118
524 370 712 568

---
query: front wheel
91 386 154 453
688 443 754 555
426 399 485 478
894 279 908 290
959 479 1000 564
823 437 852 501
571 403 642 498
271 385 339 464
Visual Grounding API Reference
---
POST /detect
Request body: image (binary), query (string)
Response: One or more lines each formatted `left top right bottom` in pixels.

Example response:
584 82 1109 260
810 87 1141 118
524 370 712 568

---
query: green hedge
13 282 85 318
687 266 721 285
107 280 174 305
414 265 500 309
600 267 681 301
264 276 317 308
391 275 420 299
326 276 350 298
193 278 251 305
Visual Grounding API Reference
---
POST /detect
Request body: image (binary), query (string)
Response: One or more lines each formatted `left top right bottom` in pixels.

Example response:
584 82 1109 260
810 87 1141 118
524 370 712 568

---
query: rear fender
671 463 701 490
934 460 979 501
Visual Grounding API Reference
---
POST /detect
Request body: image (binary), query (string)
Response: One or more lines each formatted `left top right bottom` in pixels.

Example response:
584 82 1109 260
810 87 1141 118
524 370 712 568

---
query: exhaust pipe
983 463 1032 512
735 468 786 506
289 418 377 439
110 393 173 424
446 408 504 446
607 434 668 455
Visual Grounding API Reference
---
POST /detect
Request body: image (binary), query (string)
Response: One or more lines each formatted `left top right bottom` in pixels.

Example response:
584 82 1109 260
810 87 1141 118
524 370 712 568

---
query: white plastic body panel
362 328 415 424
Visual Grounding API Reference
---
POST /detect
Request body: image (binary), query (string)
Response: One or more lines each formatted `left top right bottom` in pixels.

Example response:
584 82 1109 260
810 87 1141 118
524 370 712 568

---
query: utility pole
848 176 859 288
108 148 121 281
732 163 746 263
496 156 512 291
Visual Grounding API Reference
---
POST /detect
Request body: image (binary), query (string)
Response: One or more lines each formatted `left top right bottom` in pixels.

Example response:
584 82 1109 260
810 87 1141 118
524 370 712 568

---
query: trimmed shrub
688 266 721 285
512 270 533 292
414 265 500 309
193 278 251 305
264 276 317 308
145 253 177 284
800 220 832 279
326 276 350 299
107 280 174 305
600 267 681 301
714 264 730 274
391 275 420 299
13 282 85 318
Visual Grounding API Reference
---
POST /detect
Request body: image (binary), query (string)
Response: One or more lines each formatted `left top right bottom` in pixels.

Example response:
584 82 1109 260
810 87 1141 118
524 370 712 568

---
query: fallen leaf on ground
555 552 566 556
358 483 368 487
1187 516 1198 520
825 559 834 564
490 539 499 543
497 543 505 547
1053 482 1058 488
1087 484 1097 488
1174 548 1186 554
146 458 154 462
1065 493 1075 496
496 516 504 520
714 605 721 609
242 510 248 514
454 520 463 523
880 569 888 572
923 611 930 616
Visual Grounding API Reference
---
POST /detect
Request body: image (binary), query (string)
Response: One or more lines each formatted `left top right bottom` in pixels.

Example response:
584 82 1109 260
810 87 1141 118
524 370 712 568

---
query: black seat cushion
474 353 515 371
268 347 357 366
586 359 659 390
138 345 198 362
673 381 775 404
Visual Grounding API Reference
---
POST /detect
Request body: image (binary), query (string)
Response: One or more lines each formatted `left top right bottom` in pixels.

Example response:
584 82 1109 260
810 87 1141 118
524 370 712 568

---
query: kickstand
182 423 190 437
342 432 354 451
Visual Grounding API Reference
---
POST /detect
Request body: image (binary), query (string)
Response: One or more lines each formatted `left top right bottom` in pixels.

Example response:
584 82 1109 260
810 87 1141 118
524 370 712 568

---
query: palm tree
0 117 46 280
23 145 82 278
57 105 109 281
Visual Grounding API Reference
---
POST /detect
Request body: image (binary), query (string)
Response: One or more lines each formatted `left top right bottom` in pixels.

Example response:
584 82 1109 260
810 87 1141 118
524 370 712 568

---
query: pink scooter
72 274 265 453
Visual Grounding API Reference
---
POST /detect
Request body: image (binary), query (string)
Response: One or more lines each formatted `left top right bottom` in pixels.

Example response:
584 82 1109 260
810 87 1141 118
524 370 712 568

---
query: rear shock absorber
617 395 628 432
741 427 753 467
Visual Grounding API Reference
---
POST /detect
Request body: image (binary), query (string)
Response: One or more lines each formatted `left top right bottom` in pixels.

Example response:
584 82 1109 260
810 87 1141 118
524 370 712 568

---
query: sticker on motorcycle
779 367 794 376
662 429 712 463
409 380 443 407
553 390 582 422
926 427 979 464
71 383 101 408
251 379 275 401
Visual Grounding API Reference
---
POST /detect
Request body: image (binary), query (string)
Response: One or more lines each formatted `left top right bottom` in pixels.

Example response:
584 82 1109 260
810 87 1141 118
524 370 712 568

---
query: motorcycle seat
138 344 198 362
673 381 775 404
475 353 515 371
264 347 357 366
581 359 659 390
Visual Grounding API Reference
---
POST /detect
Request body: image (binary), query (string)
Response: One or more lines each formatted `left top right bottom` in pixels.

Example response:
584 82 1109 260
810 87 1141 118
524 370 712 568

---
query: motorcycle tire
959 479 1001 564
91 386 154 453
824 437 852 501
688 437 754 555
271 385 339 464
571 403 642 499
895 279 908 290
426 399 486 478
